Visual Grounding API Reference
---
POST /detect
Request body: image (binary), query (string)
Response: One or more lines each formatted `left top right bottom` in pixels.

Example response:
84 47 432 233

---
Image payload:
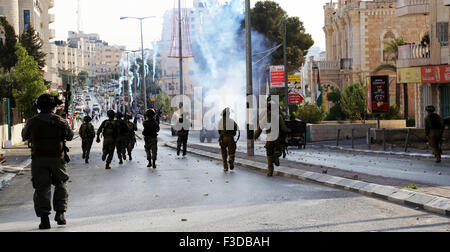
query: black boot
55 212 66 226
119 158 123 165
229 161 235 170
123 153 127 161
152 160 157 169
129 154 133 161
39 215 51 230
106 163 111 170
102 153 107 161
147 160 152 168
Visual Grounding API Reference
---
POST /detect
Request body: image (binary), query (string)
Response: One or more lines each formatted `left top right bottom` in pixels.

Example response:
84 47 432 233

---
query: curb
0 158 31 191
165 142 450 217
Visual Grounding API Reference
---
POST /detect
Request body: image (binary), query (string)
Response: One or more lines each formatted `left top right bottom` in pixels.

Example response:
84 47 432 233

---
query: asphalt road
0 125 449 232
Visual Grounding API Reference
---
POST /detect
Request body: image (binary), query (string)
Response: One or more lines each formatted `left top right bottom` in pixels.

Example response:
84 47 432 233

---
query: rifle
63 91 72 163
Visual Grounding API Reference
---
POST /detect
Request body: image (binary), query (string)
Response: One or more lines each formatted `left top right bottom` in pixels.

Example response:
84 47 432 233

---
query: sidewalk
0 144 31 190
165 142 450 217
315 138 449 159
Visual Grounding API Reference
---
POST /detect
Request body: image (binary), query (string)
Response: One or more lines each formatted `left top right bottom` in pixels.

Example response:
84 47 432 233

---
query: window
24 10 30 30
436 22 449 46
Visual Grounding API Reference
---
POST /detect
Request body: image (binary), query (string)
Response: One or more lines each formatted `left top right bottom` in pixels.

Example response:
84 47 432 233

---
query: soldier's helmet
116 112 124 119
36 94 63 112
107 110 115 119
146 109 156 119
84 116 92 123
426 105 436 113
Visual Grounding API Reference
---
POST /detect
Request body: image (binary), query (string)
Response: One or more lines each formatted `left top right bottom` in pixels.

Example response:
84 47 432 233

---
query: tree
0 68 16 107
11 44 47 120
293 102 325 124
340 82 367 121
0 17 18 71
326 88 346 121
19 26 46 71
250 1 314 73
374 37 405 74
78 71 89 88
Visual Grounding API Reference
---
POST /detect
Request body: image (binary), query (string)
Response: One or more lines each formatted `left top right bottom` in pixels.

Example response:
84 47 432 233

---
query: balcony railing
397 44 431 67
340 58 353 70
396 0 430 17
315 59 353 71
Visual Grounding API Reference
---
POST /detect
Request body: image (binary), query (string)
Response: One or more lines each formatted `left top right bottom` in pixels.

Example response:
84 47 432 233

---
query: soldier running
218 108 239 172
97 110 118 170
254 100 291 177
79 115 96 164
143 109 160 168
125 114 138 161
22 94 74 230
115 112 129 164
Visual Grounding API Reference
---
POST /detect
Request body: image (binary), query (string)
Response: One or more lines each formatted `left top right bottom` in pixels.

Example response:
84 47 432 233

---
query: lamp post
120 16 155 112
245 0 254 157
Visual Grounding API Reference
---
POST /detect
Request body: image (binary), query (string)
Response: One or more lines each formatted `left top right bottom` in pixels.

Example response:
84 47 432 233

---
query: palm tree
374 37 406 74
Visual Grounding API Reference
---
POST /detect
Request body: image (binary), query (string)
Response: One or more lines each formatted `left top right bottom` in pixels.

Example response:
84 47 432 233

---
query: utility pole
178 0 184 96
283 18 290 116
245 0 254 156
139 19 147 112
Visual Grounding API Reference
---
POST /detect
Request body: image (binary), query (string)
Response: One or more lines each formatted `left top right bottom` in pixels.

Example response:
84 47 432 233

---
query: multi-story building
0 0 57 88
317 0 429 115
53 31 125 87
396 0 450 128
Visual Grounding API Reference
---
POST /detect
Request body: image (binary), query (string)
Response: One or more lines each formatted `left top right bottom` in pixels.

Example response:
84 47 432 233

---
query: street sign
270 65 285 88
289 94 304 105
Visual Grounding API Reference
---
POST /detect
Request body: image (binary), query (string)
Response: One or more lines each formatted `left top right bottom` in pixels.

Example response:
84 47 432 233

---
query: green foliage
404 184 418 190
340 82 367 121
19 26 46 71
77 71 89 88
250 1 314 73
325 88 346 121
11 44 47 120
0 68 16 107
0 17 18 71
155 94 174 117
293 102 324 124
380 104 402 120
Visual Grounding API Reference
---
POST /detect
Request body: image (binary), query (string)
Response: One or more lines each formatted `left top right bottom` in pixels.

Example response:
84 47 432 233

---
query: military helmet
36 94 62 111
107 110 115 118
84 116 92 123
146 109 156 118
426 105 436 113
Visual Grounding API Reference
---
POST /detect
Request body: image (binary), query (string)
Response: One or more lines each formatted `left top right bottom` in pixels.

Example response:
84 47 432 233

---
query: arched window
382 31 396 62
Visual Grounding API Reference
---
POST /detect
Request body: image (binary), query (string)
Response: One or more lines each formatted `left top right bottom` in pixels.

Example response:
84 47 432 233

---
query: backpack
102 120 117 138
80 123 95 139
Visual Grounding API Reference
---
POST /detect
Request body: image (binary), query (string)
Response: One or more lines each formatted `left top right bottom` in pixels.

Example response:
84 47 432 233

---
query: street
0 126 449 232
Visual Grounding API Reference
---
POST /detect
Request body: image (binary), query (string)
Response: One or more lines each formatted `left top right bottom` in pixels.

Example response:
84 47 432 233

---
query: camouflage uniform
218 108 239 171
255 103 291 177
97 111 118 169
425 107 444 163
22 94 74 229
115 113 129 164
79 117 95 163
126 115 138 160
143 110 160 168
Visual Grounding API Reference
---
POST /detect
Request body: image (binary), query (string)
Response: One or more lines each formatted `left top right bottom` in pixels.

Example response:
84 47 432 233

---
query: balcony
396 0 429 17
397 44 431 68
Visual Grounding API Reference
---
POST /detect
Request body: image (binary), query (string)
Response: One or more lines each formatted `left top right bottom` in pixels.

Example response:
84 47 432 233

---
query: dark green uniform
255 108 291 177
126 117 138 160
79 122 95 163
425 113 444 161
143 117 160 168
115 117 129 164
22 113 74 219
218 112 239 171
97 119 118 169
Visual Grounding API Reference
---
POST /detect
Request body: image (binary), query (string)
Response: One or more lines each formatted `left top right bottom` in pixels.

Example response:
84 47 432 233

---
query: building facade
0 0 57 88
396 0 450 128
318 0 429 115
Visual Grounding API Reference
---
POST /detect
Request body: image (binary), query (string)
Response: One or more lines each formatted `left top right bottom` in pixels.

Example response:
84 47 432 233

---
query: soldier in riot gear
143 109 160 168
218 108 239 172
22 94 74 230
125 114 138 161
115 112 129 164
97 110 118 169
254 100 291 177
79 116 95 164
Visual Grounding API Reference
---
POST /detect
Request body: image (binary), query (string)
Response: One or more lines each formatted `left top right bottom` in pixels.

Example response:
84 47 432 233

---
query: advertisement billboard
270 66 285 88
369 75 390 113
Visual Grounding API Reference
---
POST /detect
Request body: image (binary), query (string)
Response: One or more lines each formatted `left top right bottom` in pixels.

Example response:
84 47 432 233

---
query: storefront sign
270 66 285 88
369 75 390 113
397 67 421 83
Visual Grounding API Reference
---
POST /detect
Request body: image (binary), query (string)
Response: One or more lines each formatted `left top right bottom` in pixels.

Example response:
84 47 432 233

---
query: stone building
316 0 429 116
396 0 450 128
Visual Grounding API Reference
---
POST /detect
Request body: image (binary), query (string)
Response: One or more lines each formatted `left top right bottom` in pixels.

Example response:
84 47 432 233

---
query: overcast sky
52 0 330 51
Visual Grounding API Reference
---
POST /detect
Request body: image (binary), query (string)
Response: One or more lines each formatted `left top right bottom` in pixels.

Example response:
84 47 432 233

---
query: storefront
397 65 450 128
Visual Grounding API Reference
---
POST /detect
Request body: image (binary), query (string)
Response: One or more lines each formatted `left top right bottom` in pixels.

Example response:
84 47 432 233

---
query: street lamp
120 16 156 113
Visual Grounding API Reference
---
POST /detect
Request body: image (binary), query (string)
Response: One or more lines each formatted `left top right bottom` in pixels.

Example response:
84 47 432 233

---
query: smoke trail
152 42 159 82
190 0 272 129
